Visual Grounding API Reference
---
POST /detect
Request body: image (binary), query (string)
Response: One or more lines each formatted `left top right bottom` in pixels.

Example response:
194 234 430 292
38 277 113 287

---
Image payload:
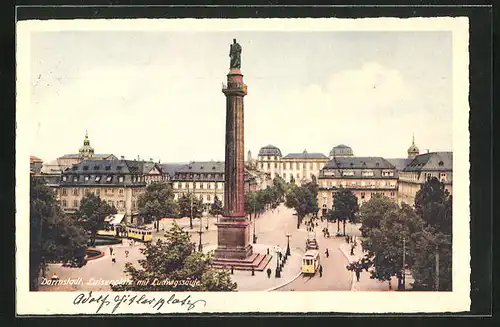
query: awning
105 214 125 225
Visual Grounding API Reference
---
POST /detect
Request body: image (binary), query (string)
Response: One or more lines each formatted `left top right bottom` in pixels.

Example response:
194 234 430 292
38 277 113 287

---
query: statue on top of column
229 38 242 69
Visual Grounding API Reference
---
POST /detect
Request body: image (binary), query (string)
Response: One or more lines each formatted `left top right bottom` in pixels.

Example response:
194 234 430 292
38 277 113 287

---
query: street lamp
253 208 257 244
285 233 291 257
198 213 204 252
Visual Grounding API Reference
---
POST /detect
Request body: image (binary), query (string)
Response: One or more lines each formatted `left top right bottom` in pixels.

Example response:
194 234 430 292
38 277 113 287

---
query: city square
25 27 455 296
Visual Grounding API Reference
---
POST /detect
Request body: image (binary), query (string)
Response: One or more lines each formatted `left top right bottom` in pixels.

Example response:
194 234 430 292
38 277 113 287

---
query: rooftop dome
407 134 420 158
258 145 282 157
329 144 354 158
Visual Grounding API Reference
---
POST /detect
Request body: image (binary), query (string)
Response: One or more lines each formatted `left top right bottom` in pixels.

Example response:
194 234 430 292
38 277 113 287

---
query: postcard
17 17 470 314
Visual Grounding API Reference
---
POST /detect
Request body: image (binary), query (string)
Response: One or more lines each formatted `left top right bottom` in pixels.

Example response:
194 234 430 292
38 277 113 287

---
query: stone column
215 67 253 259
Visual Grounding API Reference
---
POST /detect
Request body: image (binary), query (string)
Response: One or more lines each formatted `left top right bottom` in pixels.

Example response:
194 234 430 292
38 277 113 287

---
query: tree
178 193 203 229
111 222 237 291
272 176 287 202
30 176 87 290
209 195 224 219
137 182 179 231
358 193 399 237
75 193 117 247
359 203 425 287
285 182 319 228
244 191 257 219
411 176 453 290
332 189 360 235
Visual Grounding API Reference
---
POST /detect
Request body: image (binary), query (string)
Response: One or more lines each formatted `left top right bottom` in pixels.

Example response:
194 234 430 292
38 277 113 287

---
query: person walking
125 250 129 258
324 248 329 258
318 264 323 277
355 270 361 282
266 267 272 278
111 253 116 264
109 247 113 256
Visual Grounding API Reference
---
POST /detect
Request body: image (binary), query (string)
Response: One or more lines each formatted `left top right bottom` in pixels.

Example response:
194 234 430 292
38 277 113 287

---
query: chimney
121 156 124 160
427 149 430 153
137 155 140 160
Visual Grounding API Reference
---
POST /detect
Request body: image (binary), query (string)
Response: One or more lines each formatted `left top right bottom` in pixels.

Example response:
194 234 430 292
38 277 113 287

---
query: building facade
171 161 259 212
317 157 398 217
398 152 453 205
256 145 329 184
57 159 153 224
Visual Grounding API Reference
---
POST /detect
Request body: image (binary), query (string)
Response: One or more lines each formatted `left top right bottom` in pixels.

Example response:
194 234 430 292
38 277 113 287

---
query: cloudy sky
26 26 453 162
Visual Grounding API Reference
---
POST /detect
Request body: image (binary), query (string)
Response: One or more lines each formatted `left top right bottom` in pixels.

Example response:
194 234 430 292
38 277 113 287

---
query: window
94 165 99 170
72 166 77 171
96 189 100 196
85 188 90 195
62 176 67 181
61 188 67 196
207 183 211 189
73 188 79 196
73 199 79 208
390 192 395 197
119 189 124 195
95 176 101 182
267 163 270 169
83 166 89 171
116 166 122 170
215 183 218 189
105 166 111 171
362 170 374 177
118 176 124 183
84 175 89 181
73 176 79 182
106 176 112 182
361 192 365 199
62 200 67 207
207 195 211 201
200 183 204 189
303 163 306 169
274 163 277 168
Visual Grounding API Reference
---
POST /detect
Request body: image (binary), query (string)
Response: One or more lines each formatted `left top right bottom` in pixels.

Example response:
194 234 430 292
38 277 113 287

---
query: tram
301 250 320 275
126 225 153 242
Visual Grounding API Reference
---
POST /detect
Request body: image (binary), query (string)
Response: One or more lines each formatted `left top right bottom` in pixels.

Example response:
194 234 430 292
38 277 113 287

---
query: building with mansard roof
317 156 398 216
171 161 260 212
398 151 453 205
57 159 163 224
256 145 330 185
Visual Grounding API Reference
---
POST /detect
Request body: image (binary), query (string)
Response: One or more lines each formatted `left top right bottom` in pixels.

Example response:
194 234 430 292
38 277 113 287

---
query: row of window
320 181 396 188
60 187 127 196
174 182 223 190
175 173 224 180
259 162 323 170
174 193 217 202
62 175 140 183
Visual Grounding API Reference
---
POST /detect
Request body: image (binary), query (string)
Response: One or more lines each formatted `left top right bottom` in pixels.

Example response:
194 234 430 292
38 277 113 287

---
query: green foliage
285 182 319 228
111 222 237 291
209 195 224 217
359 193 399 237
356 177 453 290
75 193 117 247
30 176 87 290
178 193 203 219
330 189 360 234
411 176 453 290
272 176 287 201
137 182 179 223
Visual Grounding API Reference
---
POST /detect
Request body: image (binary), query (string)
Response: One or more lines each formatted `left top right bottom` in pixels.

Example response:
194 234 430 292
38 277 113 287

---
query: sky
26 28 453 163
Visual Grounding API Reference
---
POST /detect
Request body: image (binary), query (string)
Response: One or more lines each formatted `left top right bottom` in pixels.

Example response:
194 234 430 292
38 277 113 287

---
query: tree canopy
111 222 237 291
30 176 87 290
209 195 224 218
355 177 453 290
330 189 360 235
137 182 179 223
74 193 117 247
285 182 319 228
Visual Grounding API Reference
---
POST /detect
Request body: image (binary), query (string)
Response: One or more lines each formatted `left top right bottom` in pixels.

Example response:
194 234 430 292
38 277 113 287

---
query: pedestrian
319 264 323 277
266 267 272 278
355 270 360 282
109 247 113 255
125 250 129 258
51 272 59 281
325 248 329 258
111 253 116 264
350 245 355 256
345 235 349 244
